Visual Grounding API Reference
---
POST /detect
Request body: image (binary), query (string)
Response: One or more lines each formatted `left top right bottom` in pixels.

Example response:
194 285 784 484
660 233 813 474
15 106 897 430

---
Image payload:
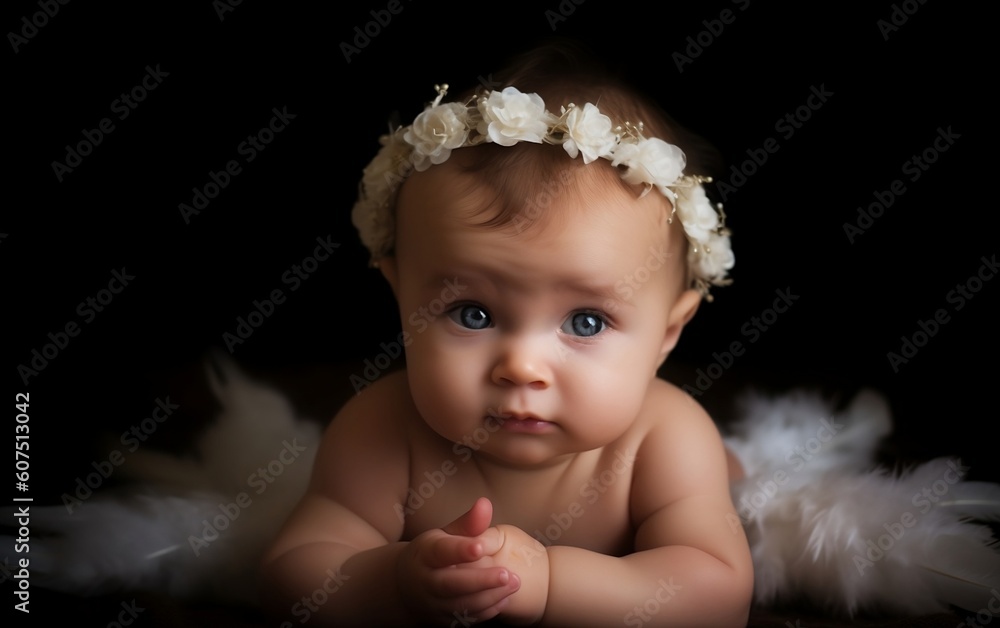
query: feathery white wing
2 353 322 603
728 388 1000 616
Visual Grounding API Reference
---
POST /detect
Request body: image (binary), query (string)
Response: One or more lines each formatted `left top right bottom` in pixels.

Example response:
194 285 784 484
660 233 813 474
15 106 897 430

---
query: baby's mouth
484 409 508 428
491 412 554 433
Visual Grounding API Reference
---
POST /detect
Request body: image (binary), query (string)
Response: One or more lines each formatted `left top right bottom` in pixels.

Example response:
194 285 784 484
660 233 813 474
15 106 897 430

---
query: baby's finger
441 571 521 622
468 524 507 557
430 566 515 598
442 497 493 538
423 534 487 568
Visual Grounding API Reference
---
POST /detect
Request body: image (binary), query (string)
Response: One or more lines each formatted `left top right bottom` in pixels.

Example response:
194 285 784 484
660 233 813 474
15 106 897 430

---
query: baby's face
386 161 692 468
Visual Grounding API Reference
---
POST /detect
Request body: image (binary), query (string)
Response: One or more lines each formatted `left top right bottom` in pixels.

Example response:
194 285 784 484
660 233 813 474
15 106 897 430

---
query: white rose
477 87 552 146
675 184 721 244
404 102 471 171
613 137 686 189
562 103 616 164
691 231 735 282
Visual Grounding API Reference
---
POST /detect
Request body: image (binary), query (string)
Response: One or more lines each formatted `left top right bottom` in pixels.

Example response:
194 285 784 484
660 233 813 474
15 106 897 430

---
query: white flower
691 231 735 282
477 87 552 146
612 137 686 191
675 184 720 244
352 129 411 258
404 102 471 171
351 84 735 296
561 103 616 164
674 183 734 284
360 129 411 195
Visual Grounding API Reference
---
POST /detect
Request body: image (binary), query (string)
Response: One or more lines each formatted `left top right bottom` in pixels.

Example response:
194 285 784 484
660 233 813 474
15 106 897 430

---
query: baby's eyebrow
558 279 632 312
420 270 633 313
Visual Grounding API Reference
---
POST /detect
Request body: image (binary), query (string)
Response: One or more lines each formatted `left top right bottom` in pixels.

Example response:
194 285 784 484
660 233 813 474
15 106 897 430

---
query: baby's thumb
442 497 493 538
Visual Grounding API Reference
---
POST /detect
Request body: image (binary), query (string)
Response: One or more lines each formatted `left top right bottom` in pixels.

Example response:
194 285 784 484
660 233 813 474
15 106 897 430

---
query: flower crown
351 84 734 297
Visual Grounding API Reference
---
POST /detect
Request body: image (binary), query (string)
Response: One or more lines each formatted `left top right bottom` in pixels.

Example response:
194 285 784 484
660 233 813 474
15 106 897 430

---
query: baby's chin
462 436 588 471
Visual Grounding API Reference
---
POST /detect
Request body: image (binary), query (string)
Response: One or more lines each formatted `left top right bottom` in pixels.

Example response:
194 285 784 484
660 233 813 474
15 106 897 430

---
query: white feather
15 490 228 598
727 388 1000 616
12 368 1000 618
725 387 892 482
2 353 322 603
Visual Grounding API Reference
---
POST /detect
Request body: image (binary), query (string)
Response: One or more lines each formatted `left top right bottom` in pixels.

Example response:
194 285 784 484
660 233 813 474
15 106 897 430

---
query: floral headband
351 84 734 298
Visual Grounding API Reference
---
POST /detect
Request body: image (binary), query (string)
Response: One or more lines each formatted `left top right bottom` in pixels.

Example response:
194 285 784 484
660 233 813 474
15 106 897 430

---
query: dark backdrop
5 0 996 618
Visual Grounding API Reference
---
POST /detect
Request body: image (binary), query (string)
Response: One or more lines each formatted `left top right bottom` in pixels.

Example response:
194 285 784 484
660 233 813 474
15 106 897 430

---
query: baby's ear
378 256 400 297
658 289 702 363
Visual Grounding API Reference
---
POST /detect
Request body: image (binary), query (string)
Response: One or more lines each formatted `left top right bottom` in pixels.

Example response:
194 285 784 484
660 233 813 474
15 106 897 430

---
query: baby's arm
259 376 519 626
496 389 754 627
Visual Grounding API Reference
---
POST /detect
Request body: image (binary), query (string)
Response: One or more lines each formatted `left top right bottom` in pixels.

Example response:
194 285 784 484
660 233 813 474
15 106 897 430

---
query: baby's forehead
403 148 675 233
395 153 692 299
399 155 684 260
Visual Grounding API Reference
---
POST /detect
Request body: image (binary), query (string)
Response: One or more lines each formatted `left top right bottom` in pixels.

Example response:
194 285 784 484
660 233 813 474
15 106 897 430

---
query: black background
4 0 997 622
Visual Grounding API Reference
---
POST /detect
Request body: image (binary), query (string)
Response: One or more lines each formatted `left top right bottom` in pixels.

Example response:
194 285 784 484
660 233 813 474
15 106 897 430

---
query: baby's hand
484 522 551 625
396 497 520 625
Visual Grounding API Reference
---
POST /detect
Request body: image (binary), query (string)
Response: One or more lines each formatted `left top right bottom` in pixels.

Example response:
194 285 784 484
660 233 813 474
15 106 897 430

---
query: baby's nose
490 337 552 388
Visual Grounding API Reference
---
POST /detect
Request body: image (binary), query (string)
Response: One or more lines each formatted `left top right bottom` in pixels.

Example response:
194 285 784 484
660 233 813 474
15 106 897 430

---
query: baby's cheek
568 374 646 437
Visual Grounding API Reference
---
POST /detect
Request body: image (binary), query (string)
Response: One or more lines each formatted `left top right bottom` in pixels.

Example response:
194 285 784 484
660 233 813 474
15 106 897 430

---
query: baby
261 42 753 627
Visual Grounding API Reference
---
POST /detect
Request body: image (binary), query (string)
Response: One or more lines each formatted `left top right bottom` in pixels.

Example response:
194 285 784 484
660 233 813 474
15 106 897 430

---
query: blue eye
450 305 492 330
563 312 606 337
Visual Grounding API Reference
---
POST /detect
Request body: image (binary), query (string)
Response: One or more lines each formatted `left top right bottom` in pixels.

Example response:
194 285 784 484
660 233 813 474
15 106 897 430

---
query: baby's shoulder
626 377 728 469
637 376 717 432
626 378 731 515
339 368 412 414
324 369 417 446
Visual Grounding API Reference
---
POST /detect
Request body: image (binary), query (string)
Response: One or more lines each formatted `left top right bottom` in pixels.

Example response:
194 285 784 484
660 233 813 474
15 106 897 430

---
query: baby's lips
491 409 547 423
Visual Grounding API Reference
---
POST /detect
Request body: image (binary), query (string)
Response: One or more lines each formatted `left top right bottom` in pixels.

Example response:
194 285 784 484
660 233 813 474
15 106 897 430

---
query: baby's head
353 41 733 305
350 42 734 463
